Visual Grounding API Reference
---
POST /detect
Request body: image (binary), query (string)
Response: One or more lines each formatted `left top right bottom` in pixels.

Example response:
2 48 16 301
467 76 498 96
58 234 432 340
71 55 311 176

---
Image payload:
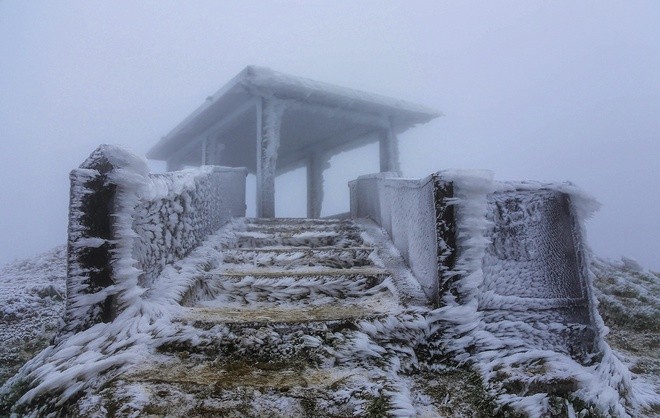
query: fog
1 1 658 270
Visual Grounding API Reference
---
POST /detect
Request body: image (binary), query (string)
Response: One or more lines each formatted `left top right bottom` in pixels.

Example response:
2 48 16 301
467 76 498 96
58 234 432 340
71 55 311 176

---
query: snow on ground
0 246 66 386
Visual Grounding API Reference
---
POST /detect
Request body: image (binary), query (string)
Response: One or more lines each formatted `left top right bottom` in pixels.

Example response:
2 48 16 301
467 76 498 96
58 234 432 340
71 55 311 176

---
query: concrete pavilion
147 66 440 218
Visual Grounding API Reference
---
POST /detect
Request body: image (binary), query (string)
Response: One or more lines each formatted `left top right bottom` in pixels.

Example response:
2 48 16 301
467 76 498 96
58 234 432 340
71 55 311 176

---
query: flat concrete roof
147 66 440 171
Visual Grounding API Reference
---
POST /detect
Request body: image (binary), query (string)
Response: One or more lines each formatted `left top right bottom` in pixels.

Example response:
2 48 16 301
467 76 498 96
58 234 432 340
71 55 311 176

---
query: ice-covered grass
0 223 233 416
0 246 66 387
591 258 660 416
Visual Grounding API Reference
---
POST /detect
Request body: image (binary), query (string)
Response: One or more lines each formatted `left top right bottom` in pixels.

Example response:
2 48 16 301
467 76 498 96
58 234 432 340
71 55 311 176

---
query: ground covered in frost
0 245 658 416
0 246 66 386
591 258 660 415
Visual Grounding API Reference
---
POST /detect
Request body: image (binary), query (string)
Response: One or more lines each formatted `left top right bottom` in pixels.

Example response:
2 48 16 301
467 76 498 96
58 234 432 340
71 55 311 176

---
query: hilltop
0 245 657 417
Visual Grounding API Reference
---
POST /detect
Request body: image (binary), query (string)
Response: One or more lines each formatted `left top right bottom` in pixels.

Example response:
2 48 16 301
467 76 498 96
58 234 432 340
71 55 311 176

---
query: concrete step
245 217 353 226
243 222 361 234
127 357 355 392
207 267 387 278
114 355 383 417
235 230 364 248
162 295 400 362
160 312 357 360
241 218 362 240
181 299 393 326
217 247 376 269
181 271 393 307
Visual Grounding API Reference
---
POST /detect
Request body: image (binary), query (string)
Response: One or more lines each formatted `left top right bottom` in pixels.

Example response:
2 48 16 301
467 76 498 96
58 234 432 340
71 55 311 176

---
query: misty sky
1 1 658 270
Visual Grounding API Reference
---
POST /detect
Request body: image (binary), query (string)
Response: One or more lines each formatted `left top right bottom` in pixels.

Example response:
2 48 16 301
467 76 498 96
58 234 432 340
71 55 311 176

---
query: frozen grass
0 246 66 387
591 258 660 416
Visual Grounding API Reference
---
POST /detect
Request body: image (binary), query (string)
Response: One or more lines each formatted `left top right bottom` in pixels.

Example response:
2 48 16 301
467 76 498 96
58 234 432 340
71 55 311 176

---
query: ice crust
244 66 440 123
483 190 584 300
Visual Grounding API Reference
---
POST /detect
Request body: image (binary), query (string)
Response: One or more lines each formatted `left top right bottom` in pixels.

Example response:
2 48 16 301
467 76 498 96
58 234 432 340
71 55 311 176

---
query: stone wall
62 145 246 337
132 168 246 288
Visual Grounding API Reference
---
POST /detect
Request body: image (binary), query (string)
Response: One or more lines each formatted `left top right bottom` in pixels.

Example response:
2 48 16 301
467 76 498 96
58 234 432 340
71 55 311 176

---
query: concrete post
166 157 184 172
203 137 224 165
306 151 329 218
379 124 401 175
256 97 284 218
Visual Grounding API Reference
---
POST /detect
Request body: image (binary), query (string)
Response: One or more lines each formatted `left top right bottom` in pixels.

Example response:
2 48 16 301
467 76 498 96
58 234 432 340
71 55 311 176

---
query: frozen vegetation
0 246 66 387
591 258 660 405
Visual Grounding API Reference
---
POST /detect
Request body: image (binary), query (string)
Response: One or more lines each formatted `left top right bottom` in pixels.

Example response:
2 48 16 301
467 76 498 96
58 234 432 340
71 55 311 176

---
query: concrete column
256 97 284 218
166 157 184 172
306 151 329 218
379 124 401 175
203 137 224 165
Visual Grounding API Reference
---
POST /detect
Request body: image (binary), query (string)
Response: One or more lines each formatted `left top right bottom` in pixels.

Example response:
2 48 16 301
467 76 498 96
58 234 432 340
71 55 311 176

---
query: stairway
12 212 615 416
182 218 396 320
108 218 430 417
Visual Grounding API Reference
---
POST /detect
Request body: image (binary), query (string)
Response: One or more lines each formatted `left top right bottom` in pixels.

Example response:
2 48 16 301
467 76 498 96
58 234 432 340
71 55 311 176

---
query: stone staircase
105 218 430 417
7 213 622 417
182 218 397 317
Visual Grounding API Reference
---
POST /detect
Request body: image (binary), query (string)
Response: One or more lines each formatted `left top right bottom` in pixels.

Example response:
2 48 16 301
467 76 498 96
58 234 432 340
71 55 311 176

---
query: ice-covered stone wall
62 145 246 338
132 169 246 287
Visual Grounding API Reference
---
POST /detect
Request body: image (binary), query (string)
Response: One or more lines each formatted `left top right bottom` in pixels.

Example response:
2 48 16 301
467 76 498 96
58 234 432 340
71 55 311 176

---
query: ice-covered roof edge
243 66 440 120
147 66 441 161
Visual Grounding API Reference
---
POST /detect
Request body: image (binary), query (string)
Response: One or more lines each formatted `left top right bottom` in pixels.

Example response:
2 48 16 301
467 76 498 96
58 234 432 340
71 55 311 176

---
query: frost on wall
132 168 246 288
63 145 246 339
427 174 597 354
480 188 595 356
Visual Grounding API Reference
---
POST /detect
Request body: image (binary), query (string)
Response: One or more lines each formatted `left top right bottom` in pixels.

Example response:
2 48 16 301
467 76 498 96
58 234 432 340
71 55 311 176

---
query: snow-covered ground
0 245 658 416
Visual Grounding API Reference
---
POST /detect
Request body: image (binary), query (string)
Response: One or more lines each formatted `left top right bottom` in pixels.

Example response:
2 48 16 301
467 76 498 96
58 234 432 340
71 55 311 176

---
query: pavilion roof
147 66 440 169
